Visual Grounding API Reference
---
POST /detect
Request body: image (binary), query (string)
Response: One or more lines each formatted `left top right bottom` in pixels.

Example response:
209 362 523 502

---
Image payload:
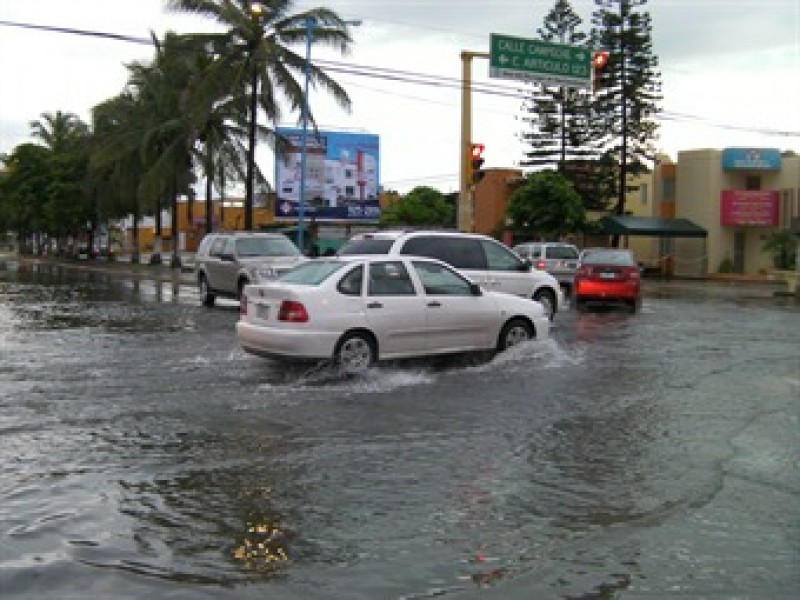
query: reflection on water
1 266 798 599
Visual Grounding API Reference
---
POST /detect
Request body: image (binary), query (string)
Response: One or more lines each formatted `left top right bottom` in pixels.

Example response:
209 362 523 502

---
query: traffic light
470 143 485 184
592 50 610 93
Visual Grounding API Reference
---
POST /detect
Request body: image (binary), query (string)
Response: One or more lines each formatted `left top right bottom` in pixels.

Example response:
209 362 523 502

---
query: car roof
351 229 488 240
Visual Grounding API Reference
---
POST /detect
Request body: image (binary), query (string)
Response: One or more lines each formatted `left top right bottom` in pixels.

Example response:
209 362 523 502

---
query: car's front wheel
533 288 556 321
334 331 376 373
198 274 215 307
497 318 534 351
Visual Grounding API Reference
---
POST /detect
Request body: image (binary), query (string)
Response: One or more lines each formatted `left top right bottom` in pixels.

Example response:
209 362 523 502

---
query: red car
573 248 642 312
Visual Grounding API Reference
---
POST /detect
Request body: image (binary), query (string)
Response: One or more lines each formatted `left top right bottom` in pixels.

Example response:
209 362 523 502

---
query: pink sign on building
720 190 779 226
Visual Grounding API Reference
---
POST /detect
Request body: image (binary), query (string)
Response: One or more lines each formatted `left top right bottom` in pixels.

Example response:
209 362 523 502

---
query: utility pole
459 50 489 232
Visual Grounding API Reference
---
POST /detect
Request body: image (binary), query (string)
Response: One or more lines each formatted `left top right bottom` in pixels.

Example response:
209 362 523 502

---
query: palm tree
166 0 355 230
128 32 202 267
91 93 150 263
29 111 89 154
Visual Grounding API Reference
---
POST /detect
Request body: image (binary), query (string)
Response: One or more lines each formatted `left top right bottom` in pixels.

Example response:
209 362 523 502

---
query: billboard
720 190 779 226
274 128 380 222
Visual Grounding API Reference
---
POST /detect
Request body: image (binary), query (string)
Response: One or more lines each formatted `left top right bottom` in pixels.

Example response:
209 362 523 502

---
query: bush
717 257 735 273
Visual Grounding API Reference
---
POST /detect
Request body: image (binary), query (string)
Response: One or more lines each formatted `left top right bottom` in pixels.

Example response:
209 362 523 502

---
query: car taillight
623 267 640 279
534 260 547 270
278 300 309 322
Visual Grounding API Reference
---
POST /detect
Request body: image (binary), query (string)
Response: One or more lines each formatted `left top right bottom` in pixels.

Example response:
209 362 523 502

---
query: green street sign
489 33 591 88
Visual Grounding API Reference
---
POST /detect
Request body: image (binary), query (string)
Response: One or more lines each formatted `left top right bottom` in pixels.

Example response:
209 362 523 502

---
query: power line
1 19 797 138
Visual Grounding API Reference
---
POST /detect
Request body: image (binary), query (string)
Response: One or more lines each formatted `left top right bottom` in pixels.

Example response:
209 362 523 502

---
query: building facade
672 148 798 277
473 147 799 278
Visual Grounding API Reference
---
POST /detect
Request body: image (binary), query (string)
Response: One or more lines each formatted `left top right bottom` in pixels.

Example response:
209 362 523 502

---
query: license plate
256 303 270 320
600 272 617 279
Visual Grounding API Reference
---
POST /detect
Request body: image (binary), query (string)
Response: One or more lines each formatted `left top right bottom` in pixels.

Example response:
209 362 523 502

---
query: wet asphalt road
0 260 798 599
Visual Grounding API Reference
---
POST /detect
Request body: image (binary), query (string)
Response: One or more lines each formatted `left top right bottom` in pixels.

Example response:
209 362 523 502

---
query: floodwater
1 261 798 599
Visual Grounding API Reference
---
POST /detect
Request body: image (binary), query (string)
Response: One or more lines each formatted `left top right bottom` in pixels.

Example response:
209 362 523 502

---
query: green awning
599 215 707 238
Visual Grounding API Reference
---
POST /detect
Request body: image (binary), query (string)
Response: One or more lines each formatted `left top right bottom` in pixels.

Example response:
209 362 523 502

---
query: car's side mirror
469 283 482 296
518 259 532 271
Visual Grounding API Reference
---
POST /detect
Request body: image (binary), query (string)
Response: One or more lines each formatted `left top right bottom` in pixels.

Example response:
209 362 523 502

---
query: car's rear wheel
533 288 556 321
498 318 534 351
198 274 215 307
334 331 376 373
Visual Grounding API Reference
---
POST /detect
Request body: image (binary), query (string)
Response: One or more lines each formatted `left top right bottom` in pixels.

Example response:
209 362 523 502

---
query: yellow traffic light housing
470 143 485 184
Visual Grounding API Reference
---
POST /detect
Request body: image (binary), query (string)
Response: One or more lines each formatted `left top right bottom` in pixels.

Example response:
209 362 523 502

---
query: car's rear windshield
337 238 394 255
581 250 636 266
278 260 345 285
236 236 300 258
545 246 579 259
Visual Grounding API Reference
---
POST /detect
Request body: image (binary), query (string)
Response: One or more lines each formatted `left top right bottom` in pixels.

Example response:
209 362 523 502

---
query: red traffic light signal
470 143 485 183
592 50 610 92
592 50 609 70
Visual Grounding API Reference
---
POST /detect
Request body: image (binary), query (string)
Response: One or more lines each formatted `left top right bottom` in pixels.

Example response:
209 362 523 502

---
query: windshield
582 250 636 266
546 246 579 259
278 260 346 285
236 236 300 258
337 238 394 255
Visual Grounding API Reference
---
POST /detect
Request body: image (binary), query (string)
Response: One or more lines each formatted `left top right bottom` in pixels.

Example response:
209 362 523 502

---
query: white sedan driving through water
236 255 550 372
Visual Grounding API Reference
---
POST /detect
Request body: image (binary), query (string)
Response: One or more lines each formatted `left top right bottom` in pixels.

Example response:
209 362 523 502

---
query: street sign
489 33 591 88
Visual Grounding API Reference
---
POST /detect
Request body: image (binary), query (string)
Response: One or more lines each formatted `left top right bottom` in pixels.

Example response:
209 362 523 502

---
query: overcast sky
1 0 798 194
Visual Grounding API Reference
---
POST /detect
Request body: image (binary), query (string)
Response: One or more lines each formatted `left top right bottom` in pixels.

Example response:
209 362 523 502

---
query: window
640 183 649 205
209 236 229 257
401 237 487 270
544 245 579 260
368 262 416 296
279 260 344 285
745 175 761 191
481 239 523 271
412 261 473 296
337 265 363 296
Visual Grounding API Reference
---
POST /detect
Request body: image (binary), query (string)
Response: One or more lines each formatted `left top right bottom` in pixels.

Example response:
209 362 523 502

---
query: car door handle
427 301 442 307
367 302 383 309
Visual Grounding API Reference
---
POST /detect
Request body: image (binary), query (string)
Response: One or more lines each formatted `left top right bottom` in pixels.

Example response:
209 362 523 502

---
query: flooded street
1 262 798 599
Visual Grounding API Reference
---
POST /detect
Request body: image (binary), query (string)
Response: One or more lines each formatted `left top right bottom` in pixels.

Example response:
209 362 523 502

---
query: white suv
338 230 564 320
195 232 305 306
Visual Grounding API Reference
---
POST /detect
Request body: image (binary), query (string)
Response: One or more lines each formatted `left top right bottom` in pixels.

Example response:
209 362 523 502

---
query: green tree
25 112 93 252
29 111 89 154
0 144 52 252
166 0 356 230
506 171 585 240
590 0 662 220
91 92 151 263
380 186 454 227
762 230 797 270
521 0 594 170
129 32 203 266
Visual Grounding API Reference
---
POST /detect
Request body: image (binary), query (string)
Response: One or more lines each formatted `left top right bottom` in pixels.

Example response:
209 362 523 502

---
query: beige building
672 148 799 277
473 147 799 279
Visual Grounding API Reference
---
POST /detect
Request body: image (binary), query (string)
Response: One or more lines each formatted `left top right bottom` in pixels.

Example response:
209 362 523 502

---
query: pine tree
520 0 592 170
590 0 662 217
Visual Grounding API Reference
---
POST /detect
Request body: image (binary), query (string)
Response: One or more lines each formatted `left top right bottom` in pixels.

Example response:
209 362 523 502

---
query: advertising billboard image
275 128 381 222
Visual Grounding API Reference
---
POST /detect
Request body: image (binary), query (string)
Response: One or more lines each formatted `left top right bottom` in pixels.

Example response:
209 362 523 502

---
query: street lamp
244 2 266 232
297 17 361 252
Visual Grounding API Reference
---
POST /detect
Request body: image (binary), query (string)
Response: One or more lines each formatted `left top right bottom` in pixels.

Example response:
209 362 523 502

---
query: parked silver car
195 232 305 306
512 242 580 294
